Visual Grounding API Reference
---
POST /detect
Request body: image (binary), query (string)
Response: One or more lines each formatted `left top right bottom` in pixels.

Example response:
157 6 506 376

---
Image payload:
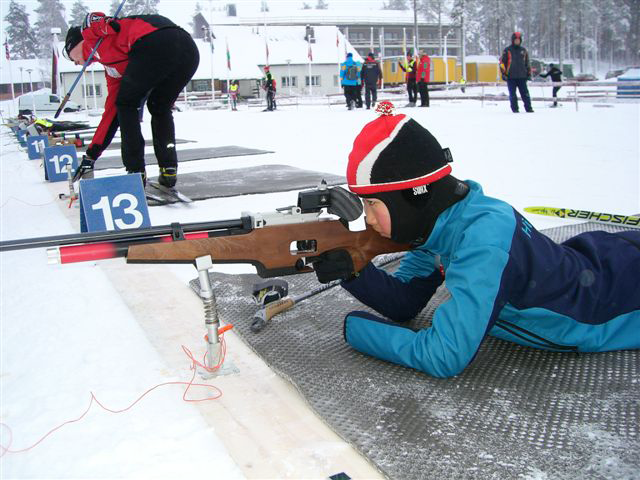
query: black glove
72 155 96 182
312 249 355 284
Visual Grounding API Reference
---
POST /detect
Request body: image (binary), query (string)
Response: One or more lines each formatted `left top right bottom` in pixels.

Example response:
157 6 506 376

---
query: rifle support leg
58 164 78 203
195 255 221 369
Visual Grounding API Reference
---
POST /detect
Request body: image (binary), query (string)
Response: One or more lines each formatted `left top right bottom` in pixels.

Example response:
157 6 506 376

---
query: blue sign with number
16 130 28 147
43 146 78 182
78 174 151 233
26 135 49 160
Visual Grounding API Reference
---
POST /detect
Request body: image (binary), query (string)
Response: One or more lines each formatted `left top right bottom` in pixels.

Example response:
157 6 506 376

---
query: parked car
605 69 626 79
573 73 598 82
18 90 82 115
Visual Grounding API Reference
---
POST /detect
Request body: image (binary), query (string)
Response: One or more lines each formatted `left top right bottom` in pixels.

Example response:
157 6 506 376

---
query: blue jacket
342 181 640 378
340 58 362 86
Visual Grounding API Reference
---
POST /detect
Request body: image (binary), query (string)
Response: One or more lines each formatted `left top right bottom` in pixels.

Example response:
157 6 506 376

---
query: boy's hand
312 250 355 284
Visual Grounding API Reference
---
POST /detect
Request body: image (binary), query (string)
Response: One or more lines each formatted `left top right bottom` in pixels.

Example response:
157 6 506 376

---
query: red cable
0 336 227 457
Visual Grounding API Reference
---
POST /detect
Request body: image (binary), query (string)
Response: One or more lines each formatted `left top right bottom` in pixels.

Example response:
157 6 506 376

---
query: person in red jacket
415 51 431 107
64 12 200 187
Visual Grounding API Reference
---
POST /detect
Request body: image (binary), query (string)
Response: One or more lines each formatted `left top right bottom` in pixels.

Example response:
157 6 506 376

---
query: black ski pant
407 78 417 103
267 90 276 110
343 85 358 108
356 84 363 107
364 84 378 108
552 86 561 106
418 81 430 106
507 78 533 112
115 28 199 173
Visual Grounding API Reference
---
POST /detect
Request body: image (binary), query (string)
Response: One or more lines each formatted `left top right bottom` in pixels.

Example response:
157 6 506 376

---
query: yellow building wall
465 62 503 83
430 57 458 83
382 59 406 84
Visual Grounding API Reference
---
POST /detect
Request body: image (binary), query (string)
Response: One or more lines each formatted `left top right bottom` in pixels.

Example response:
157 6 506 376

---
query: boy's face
363 198 392 238
69 42 85 65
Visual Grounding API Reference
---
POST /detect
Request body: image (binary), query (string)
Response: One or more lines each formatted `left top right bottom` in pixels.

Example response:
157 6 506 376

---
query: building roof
0 58 48 85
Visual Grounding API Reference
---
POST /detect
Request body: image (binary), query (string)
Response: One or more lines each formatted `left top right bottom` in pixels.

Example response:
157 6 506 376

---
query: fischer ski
145 189 166 204
148 181 193 204
524 206 640 229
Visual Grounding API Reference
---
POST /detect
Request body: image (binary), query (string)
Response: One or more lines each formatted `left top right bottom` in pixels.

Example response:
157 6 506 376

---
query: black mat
145 165 346 205
78 138 193 151
95 146 274 170
190 222 639 479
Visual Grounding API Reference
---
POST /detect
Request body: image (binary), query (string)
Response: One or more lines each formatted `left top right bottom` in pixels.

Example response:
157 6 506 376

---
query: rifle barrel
0 218 248 253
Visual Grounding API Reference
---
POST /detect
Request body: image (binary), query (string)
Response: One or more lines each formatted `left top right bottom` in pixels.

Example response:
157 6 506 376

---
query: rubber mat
95 145 274 170
86 138 193 151
189 223 639 479
145 164 346 205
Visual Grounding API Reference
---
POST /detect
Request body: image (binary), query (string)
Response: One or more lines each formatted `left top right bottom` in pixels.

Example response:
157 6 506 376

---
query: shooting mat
145 165 346 205
95 138 193 151
189 223 640 479
95 146 274 170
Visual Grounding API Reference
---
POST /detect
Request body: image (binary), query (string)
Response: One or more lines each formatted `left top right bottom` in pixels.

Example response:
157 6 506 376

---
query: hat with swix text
347 101 453 195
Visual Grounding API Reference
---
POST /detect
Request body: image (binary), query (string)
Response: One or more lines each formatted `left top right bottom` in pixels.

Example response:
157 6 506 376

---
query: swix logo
521 216 533 239
413 185 428 195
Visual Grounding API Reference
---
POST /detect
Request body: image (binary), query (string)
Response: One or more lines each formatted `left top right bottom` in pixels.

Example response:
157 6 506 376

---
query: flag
4 40 10 61
208 28 215 54
265 38 269 66
51 40 59 95
336 31 339 48
226 39 231 70
307 41 313 62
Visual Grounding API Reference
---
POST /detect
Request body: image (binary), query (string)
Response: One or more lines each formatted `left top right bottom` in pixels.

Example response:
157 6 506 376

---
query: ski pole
54 0 128 118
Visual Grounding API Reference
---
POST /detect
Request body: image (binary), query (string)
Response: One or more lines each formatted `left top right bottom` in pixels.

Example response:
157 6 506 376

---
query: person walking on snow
539 63 563 107
263 66 277 111
398 52 417 106
340 52 362 110
416 51 431 107
311 101 640 378
500 32 533 113
361 52 382 110
230 80 239 111
65 12 200 187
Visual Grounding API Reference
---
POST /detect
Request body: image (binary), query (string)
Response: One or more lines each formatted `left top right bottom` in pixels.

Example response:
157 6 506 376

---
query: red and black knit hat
347 101 453 195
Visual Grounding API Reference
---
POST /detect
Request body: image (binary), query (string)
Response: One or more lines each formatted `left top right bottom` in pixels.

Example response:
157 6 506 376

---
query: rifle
1 186 409 368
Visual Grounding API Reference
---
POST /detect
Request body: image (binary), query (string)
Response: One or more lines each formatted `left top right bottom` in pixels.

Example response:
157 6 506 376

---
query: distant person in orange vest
398 52 417 106
416 51 431 107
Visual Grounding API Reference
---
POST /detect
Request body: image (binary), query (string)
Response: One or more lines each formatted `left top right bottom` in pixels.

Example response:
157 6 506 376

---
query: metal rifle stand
58 164 78 204
195 255 238 379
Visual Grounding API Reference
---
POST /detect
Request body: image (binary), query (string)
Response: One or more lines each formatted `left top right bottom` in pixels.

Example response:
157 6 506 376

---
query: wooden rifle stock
127 220 409 278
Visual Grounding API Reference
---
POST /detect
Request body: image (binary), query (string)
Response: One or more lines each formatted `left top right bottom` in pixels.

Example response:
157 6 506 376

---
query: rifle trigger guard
171 222 185 241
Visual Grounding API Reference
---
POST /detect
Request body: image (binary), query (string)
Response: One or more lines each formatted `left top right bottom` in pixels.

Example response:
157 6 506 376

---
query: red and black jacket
81 13 179 159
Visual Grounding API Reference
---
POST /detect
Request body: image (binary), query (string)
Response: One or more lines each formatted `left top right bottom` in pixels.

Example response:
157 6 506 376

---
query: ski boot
72 155 96 183
127 168 147 187
158 166 177 188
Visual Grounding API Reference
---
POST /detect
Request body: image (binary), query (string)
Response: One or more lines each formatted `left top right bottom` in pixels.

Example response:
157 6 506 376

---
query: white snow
1 93 639 478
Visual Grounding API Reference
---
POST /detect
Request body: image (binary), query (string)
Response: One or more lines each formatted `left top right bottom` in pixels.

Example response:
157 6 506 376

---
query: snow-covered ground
1 95 638 479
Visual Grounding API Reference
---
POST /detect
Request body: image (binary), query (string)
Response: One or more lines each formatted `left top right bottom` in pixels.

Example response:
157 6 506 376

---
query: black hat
347 101 468 244
64 26 83 60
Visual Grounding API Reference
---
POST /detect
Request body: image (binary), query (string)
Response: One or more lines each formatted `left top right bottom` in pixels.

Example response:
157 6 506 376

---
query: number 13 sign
78 174 151 233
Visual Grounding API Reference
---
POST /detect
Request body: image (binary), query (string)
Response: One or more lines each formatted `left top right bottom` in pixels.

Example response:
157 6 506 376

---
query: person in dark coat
263 66 277 111
361 52 383 109
65 12 200 187
500 32 533 113
539 63 563 107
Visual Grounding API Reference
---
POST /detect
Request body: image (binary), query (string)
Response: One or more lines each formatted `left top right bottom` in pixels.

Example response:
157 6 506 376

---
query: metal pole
27 69 36 116
413 0 419 54
287 59 292 96
19 67 24 95
90 63 98 111
81 70 88 111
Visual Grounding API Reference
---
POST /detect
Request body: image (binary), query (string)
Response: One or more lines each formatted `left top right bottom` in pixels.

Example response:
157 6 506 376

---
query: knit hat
64 26 83 60
511 32 522 44
347 101 468 245
347 101 452 195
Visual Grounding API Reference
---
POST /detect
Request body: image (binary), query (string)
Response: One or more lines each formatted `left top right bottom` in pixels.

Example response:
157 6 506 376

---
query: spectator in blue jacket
340 52 362 110
313 101 640 378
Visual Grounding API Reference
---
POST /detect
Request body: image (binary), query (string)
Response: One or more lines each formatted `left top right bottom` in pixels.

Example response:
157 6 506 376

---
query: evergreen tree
302 2 312 9
4 0 39 59
316 0 329 8
70 0 90 26
34 0 68 57
124 0 160 16
382 0 409 9
261 1 270 12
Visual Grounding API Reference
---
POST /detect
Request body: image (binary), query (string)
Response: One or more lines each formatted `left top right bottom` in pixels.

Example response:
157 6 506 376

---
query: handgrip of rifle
250 297 295 333
54 93 71 119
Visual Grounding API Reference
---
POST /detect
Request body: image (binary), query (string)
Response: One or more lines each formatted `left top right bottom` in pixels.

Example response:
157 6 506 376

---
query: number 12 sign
78 174 151 233
43 145 78 182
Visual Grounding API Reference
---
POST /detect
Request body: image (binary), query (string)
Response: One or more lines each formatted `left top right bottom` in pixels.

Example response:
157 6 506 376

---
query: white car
18 91 82 115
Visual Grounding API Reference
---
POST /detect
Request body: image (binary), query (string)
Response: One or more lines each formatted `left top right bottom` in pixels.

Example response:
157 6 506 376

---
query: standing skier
65 12 200 186
361 52 382 110
539 63 563 107
263 66 277 111
415 51 431 107
398 52 417 106
311 101 640 378
500 32 533 113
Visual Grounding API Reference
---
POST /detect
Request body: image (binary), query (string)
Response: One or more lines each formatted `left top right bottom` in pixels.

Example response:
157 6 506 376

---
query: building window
83 84 102 97
333 75 339 87
281 76 297 87
191 79 211 92
305 75 321 87
391 62 398 74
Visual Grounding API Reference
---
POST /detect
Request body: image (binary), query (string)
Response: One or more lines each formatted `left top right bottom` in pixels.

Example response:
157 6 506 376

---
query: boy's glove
72 155 96 182
312 249 355 284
